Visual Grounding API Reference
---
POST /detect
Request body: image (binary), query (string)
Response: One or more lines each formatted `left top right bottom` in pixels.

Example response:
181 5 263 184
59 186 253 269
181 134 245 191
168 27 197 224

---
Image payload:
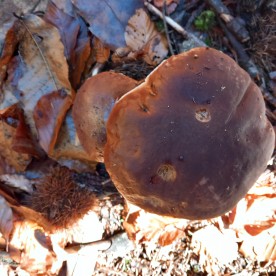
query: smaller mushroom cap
104 47 275 220
72 72 138 162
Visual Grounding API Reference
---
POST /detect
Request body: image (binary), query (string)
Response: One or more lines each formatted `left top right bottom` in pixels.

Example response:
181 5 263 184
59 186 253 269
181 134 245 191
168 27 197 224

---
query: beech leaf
6 14 74 153
0 120 31 172
72 0 144 49
0 195 13 239
125 8 168 65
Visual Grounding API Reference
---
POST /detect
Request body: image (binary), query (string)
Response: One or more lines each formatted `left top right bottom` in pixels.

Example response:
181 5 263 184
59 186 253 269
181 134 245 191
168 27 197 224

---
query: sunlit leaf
125 8 168 65
7 14 74 153
191 225 238 274
0 174 33 193
0 119 31 172
0 195 13 239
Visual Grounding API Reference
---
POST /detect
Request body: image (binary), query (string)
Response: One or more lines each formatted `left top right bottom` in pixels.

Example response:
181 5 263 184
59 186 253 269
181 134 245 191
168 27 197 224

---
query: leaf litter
0 0 275 275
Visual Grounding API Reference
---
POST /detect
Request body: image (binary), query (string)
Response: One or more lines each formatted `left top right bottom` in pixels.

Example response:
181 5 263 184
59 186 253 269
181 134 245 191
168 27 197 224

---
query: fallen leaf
0 174 33 194
0 119 31 172
70 17 91 89
44 0 80 62
44 1 91 89
0 10 18 91
191 225 238 274
8 220 59 274
93 37 111 64
33 89 72 154
124 204 187 245
72 0 144 49
240 227 276 262
50 109 96 171
4 14 74 152
0 195 13 239
125 8 168 65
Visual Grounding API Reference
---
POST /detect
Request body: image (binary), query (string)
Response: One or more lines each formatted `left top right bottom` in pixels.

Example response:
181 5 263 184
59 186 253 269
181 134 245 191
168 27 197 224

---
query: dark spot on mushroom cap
72 72 138 162
104 47 275 220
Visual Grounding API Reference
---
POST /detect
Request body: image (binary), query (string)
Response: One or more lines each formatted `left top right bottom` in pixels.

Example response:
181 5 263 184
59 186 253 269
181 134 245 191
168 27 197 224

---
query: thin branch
162 0 174 55
144 2 206 47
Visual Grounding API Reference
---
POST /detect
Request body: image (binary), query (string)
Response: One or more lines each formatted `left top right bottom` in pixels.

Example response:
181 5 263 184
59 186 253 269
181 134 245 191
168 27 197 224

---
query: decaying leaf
0 119 31 172
124 204 187 245
5 14 74 153
33 90 72 154
191 225 239 274
44 0 80 62
0 195 13 239
125 8 168 65
50 109 96 171
8 220 59 274
223 171 276 262
72 0 144 49
44 1 91 89
93 37 111 64
240 227 276 262
0 26 17 92
0 174 33 194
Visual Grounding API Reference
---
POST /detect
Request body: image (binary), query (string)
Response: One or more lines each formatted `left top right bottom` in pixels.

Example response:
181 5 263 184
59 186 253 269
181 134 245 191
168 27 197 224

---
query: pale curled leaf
0 174 33 193
191 225 238 273
125 8 168 65
239 227 276 262
9 220 59 274
124 205 187 245
0 195 13 239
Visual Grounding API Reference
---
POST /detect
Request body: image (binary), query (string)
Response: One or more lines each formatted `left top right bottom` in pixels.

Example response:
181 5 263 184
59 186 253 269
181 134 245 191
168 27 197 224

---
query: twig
162 1 174 55
144 2 206 47
217 18 259 79
207 0 250 42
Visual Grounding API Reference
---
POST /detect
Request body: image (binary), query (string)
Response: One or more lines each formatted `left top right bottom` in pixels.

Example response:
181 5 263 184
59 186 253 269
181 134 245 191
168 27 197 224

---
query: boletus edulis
104 47 275 220
72 72 138 162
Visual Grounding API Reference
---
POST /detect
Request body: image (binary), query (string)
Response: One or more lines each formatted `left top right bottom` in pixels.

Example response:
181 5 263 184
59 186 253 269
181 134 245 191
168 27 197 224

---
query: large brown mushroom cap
104 47 275 220
72 72 138 162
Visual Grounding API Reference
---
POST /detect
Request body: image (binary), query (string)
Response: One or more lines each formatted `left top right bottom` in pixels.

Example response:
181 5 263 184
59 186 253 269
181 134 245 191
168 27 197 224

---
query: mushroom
104 47 275 220
72 72 138 162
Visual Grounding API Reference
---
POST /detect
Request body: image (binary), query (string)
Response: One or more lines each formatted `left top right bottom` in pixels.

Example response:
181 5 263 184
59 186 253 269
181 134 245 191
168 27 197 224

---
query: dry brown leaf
44 0 80 62
8 220 60 274
44 1 91 89
33 89 72 154
0 18 18 91
72 0 144 49
124 204 186 245
191 225 238 274
125 8 168 65
0 196 13 239
0 174 33 194
93 37 111 64
50 109 96 171
239 227 276 262
0 120 31 172
6 14 74 153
